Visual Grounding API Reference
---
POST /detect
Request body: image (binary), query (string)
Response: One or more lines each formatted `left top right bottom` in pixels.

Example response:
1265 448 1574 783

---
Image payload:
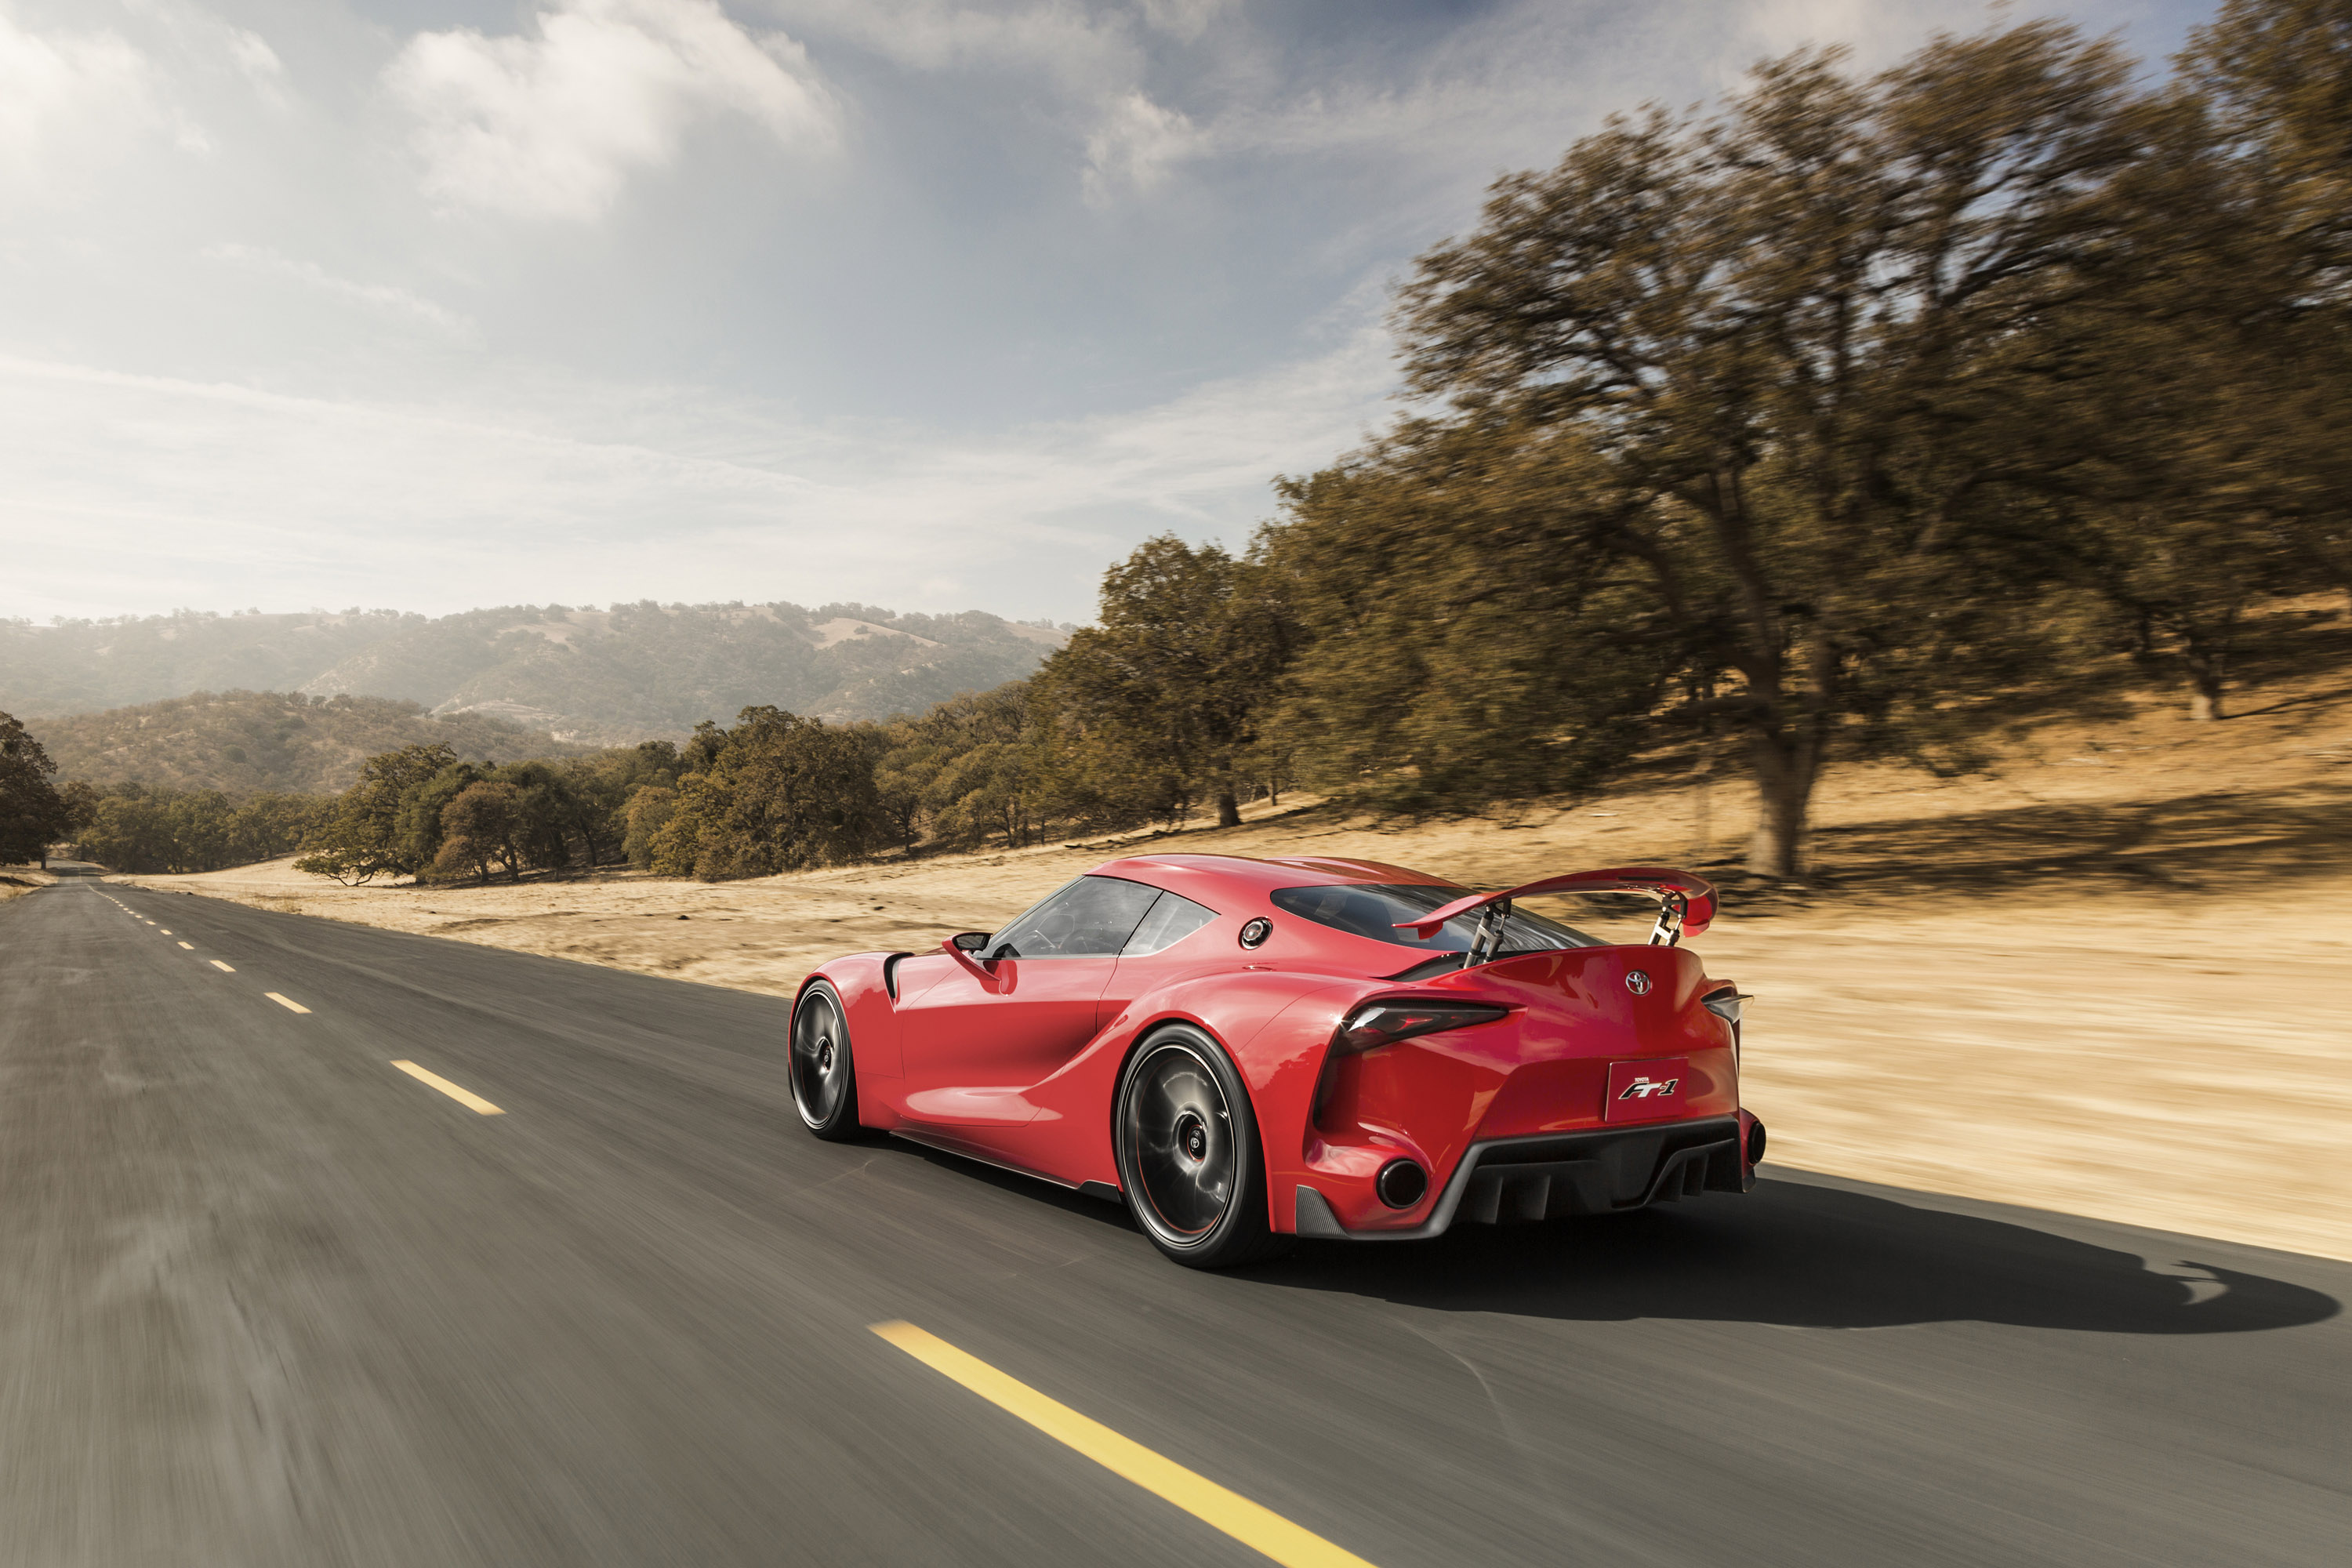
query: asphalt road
4 874 2347 1568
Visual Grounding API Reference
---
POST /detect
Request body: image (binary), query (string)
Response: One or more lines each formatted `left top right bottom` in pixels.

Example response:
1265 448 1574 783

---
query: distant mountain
0 609 419 716
1 601 1068 741
33 691 593 795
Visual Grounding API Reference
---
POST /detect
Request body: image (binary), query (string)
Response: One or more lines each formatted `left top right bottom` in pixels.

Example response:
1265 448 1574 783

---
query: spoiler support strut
1467 899 1513 966
1396 866 1719 948
1649 889 1690 948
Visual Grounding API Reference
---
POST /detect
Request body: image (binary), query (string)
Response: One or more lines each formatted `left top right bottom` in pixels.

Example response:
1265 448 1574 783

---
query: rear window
1270 883 1602 953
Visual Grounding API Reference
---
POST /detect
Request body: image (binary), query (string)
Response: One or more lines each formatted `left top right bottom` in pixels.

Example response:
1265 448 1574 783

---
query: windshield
1270 883 1602 953
985 875 1163 958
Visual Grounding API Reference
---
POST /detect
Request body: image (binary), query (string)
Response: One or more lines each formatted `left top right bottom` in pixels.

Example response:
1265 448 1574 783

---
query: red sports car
789 854 1765 1269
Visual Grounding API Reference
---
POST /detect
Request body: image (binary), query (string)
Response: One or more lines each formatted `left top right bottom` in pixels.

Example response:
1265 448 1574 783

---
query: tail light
1334 1000 1508 1054
1314 1000 1509 1132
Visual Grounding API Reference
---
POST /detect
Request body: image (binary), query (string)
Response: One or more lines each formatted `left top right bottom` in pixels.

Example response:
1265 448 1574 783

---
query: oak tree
1359 24 2147 874
0 712 70 866
1039 536 1292 829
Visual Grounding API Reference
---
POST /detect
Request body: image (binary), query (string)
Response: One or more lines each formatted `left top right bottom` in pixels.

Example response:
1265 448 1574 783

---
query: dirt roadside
121 675 2352 1261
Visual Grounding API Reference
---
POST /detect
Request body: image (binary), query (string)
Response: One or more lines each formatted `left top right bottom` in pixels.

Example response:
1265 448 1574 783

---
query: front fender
800 953 905 1080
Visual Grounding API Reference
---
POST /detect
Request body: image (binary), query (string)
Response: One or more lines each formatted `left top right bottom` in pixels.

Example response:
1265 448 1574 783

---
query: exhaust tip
1746 1119 1767 1167
1375 1159 1428 1210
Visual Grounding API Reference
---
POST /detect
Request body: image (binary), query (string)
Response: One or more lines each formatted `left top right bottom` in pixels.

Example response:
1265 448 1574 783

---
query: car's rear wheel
1115 1026 1290 1269
790 981 861 1141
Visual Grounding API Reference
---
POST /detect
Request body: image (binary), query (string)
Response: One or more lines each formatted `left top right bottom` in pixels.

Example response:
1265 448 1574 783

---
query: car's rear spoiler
1395 867 1719 950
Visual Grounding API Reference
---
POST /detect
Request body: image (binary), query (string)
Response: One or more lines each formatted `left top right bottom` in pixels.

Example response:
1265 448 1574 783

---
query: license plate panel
1606 1058 1692 1123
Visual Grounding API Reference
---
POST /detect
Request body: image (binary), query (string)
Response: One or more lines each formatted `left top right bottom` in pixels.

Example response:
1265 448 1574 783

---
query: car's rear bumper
1293 1114 1752 1240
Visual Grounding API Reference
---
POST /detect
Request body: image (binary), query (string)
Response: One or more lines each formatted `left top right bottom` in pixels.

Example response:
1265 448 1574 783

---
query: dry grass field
0 870 55 904
119 629 2352 1261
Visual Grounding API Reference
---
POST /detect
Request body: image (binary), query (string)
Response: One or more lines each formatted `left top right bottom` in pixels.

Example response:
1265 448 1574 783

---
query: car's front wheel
1114 1025 1290 1269
790 981 862 1141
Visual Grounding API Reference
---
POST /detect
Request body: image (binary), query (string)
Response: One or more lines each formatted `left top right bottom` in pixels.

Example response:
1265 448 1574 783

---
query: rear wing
1396 866 1719 956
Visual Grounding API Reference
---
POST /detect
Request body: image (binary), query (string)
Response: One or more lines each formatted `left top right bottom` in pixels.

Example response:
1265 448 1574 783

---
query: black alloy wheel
1114 1025 1290 1269
790 981 861 1141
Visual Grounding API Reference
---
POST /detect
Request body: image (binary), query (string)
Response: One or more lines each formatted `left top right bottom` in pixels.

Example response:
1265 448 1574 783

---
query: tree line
292 742 688 884
747 2 2339 883
1115 1 2346 879
1232 0 2350 877
77 787 332 875
2 715 338 875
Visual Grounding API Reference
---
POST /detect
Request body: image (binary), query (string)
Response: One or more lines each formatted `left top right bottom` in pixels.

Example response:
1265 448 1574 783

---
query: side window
1122 891 1219 956
989 876 1163 958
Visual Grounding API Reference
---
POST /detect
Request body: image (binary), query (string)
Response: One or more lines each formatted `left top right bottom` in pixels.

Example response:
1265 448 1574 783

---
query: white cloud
384 0 838 222
1738 0 1942 76
761 0 1135 89
1081 88 1206 203
224 28 281 82
220 24 289 112
1135 0 1238 44
767 2 1188 201
1047 0 1991 220
200 244 477 342
0 309 1393 622
6 0 2200 632
0 10 158 185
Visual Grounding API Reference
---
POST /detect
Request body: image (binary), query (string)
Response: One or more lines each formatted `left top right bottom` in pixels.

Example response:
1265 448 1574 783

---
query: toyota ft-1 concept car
788 854 1765 1269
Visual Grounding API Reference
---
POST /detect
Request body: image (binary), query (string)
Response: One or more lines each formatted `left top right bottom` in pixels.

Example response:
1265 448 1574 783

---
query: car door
896 875 1163 1127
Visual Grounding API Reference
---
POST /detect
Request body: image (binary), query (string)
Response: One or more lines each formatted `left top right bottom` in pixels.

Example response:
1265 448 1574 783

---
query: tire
790 981 862 1142
1114 1025 1292 1269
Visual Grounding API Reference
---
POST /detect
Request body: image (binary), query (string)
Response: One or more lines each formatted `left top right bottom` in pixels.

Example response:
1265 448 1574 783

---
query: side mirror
951 931 992 953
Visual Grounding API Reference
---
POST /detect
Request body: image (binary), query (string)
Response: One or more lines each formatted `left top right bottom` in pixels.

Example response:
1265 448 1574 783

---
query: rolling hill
1 601 1067 742
32 691 593 794
0 609 418 716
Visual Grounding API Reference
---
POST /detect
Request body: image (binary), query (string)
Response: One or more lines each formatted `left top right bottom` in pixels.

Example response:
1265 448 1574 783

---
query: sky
0 0 2214 626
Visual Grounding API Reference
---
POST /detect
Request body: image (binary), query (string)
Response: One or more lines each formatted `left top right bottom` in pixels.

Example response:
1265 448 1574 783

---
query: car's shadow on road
873 1140 2339 1334
1250 1174 2343 1335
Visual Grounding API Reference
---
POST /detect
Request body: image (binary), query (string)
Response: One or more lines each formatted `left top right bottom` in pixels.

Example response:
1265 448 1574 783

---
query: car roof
1089 852 1454 903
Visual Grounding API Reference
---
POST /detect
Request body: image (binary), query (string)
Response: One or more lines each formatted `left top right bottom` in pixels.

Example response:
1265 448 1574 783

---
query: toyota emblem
1624 970 1653 996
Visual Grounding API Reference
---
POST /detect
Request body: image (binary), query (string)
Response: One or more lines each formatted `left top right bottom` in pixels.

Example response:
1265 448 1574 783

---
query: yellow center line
210 960 235 972
869 1322 1377 1568
177 942 193 949
265 992 311 1014
160 929 171 935
390 1061 504 1115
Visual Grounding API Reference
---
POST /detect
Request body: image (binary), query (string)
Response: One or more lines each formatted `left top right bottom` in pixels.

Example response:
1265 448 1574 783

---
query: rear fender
1021 970 1360 1219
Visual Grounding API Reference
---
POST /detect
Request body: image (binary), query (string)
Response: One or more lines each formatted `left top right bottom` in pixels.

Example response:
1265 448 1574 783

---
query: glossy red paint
791 851 1762 1241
